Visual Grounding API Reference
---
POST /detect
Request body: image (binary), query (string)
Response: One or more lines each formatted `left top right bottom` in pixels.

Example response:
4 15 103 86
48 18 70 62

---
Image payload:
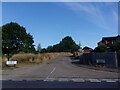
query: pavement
2 55 119 88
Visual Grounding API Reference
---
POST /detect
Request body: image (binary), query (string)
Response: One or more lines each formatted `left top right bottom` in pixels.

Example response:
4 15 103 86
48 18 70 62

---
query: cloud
112 10 118 23
64 2 118 31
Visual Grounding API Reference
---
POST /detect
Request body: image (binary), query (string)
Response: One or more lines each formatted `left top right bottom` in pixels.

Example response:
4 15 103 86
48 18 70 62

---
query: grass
2 52 71 70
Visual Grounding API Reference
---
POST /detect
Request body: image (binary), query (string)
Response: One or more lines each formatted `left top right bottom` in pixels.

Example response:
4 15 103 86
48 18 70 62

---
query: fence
80 52 119 68
117 52 120 68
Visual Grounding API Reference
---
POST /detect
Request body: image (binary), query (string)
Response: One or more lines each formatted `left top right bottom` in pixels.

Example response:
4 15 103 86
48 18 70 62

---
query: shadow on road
67 55 119 73
67 55 81 65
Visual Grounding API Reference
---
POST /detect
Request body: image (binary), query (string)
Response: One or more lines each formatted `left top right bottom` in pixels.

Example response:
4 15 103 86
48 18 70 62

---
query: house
81 46 93 53
98 35 120 47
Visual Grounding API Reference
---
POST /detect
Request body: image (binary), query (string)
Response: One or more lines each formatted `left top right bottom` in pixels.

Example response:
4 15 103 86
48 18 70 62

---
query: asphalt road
2 55 119 88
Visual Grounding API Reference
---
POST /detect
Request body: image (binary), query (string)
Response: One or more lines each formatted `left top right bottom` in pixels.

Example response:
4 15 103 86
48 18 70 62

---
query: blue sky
2 2 118 49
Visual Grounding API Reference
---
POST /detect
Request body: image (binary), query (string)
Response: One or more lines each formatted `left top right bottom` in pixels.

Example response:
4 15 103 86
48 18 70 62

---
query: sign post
6 61 17 67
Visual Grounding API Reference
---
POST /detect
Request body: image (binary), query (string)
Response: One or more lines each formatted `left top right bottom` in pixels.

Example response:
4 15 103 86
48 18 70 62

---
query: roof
82 46 92 50
102 35 120 40
98 41 102 43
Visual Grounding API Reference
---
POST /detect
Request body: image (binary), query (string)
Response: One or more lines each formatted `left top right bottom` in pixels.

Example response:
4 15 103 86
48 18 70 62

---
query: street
2 55 119 88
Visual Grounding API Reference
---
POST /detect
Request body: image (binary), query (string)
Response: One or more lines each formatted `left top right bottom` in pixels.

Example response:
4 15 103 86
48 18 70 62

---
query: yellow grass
2 52 71 69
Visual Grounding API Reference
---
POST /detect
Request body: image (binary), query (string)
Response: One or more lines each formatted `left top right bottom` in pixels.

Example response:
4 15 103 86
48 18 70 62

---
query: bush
10 53 35 62
10 52 71 63
94 45 107 52
110 41 120 51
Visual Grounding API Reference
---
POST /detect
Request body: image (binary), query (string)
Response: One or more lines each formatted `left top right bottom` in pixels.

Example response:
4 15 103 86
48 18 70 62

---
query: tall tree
51 36 80 52
37 43 41 53
47 46 53 52
2 22 36 60
40 48 47 53
59 36 80 52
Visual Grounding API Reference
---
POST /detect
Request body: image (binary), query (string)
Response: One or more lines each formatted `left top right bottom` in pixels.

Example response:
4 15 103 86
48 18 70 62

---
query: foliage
40 48 47 53
47 46 53 52
46 36 80 52
94 45 107 52
2 22 36 56
37 43 41 53
110 41 120 51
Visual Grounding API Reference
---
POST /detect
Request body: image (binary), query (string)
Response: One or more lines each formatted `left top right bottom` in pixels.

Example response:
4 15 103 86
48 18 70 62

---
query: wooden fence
80 52 119 68
117 52 120 68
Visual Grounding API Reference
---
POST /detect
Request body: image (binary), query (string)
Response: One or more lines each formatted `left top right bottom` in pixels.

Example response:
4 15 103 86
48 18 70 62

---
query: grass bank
2 52 71 70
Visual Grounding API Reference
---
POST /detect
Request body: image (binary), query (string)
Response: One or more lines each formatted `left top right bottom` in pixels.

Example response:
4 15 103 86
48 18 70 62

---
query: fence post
115 51 118 68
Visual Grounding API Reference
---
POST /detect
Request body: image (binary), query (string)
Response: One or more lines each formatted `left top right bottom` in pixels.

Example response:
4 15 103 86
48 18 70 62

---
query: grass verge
2 52 71 70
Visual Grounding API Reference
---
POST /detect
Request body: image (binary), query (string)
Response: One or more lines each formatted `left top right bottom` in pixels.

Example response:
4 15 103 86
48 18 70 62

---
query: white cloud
64 2 118 31
113 10 118 23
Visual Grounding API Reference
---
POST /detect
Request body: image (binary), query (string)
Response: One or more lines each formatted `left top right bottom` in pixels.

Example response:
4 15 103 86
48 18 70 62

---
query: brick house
98 35 120 48
81 46 93 53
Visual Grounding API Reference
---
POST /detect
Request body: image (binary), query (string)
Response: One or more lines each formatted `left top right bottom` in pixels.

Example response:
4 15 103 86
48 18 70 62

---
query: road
2 55 119 88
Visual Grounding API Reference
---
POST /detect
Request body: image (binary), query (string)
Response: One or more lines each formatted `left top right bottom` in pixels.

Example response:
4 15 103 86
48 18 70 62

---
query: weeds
2 52 71 69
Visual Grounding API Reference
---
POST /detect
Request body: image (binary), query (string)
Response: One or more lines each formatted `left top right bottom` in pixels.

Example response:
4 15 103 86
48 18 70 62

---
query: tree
47 46 53 52
37 43 41 53
110 41 120 51
2 22 36 60
40 48 47 53
79 41 82 50
94 45 107 52
51 36 80 52
59 36 80 52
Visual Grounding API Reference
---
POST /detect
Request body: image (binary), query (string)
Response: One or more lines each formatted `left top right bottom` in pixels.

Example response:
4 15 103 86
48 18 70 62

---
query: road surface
2 55 119 88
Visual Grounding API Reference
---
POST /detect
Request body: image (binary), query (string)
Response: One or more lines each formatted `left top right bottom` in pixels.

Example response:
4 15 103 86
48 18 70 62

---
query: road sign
96 59 105 63
6 61 17 65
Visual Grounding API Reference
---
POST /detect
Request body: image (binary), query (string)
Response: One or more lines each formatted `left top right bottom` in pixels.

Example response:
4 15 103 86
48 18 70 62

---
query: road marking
44 78 119 82
72 79 85 82
87 79 101 82
2 78 119 83
58 78 69 82
101 79 119 82
44 67 56 81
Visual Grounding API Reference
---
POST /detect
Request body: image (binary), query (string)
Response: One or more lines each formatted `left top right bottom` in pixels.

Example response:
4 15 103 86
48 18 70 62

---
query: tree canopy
110 41 120 51
2 22 36 55
94 45 107 53
36 43 41 53
46 36 80 52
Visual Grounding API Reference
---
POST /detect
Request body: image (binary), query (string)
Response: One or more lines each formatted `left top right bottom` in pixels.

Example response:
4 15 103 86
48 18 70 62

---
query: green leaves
94 45 107 52
110 41 120 51
2 22 36 55
46 36 80 52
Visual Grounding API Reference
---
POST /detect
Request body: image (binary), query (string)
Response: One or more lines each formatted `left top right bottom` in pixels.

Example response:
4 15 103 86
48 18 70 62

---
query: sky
2 2 118 49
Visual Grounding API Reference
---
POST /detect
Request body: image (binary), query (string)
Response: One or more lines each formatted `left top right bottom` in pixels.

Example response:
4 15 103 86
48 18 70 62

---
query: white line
58 78 69 82
72 79 85 82
101 79 119 82
88 79 101 82
44 67 56 81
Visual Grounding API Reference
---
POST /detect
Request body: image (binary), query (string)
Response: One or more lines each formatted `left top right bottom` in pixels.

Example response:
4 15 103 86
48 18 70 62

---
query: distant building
98 35 120 48
81 46 93 53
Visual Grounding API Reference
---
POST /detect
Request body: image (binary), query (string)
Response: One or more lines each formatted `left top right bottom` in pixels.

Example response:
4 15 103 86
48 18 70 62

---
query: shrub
94 45 107 52
10 53 35 62
9 52 71 63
